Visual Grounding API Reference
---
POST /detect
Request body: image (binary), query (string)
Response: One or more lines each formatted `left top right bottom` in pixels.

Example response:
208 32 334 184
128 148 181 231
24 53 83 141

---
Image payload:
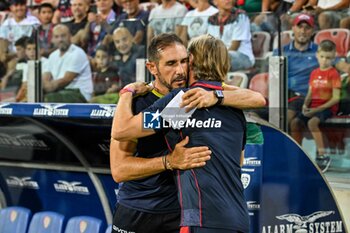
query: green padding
246 122 264 145
89 93 119 104
44 89 87 103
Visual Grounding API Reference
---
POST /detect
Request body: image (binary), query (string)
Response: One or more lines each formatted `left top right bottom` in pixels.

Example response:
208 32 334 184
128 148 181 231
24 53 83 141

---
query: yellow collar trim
151 89 164 98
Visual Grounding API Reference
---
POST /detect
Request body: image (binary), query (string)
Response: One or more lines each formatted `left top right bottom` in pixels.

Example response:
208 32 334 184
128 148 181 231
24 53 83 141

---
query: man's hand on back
167 136 212 170
180 88 217 112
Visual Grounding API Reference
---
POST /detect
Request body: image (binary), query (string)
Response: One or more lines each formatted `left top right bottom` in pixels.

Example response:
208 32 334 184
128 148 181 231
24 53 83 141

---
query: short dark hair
318 40 336 53
10 0 26 5
95 45 109 55
15 36 29 48
147 33 184 63
25 38 36 48
38 2 55 13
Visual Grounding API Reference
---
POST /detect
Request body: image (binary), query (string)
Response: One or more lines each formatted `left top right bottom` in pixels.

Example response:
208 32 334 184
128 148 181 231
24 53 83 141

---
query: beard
156 65 187 92
58 42 70 52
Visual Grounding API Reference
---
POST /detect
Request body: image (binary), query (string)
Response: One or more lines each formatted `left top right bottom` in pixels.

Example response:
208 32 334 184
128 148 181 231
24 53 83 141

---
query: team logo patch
241 173 251 189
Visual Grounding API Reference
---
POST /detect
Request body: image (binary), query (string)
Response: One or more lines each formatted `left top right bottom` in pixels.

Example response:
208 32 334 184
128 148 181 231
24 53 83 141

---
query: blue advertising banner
243 144 263 233
0 166 107 228
258 125 346 233
0 103 116 118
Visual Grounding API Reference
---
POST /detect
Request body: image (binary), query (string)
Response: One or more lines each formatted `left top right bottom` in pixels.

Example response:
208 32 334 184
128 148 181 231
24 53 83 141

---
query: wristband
164 156 173 171
119 87 136 95
162 156 167 170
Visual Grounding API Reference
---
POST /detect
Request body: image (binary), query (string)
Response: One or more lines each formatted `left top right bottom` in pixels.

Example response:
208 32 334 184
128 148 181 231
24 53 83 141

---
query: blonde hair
187 34 230 82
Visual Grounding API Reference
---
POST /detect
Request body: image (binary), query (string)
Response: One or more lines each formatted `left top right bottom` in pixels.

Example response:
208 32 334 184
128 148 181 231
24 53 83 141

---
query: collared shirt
273 41 319 96
112 10 149 45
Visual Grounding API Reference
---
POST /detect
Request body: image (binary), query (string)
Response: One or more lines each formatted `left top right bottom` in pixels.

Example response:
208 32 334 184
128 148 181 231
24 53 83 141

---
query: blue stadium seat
64 216 102 233
0 206 31 233
27 211 65 233
105 224 112 233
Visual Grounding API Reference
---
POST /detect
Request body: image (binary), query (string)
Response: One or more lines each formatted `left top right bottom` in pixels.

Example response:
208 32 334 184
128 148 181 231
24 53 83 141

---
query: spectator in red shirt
290 39 341 173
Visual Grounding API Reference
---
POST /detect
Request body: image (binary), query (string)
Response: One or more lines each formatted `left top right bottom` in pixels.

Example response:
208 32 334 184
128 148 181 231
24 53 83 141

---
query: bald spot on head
113 27 133 39
53 24 72 52
112 27 134 54
53 24 71 36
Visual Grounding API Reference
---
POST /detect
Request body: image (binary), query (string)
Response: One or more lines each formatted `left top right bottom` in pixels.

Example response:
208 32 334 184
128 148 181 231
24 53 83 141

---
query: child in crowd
37 2 55 57
291 40 341 173
16 38 48 102
1 36 29 91
89 45 121 104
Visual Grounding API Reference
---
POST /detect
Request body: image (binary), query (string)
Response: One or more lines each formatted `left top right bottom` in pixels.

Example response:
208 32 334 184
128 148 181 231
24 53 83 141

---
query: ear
146 61 157 75
189 53 194 65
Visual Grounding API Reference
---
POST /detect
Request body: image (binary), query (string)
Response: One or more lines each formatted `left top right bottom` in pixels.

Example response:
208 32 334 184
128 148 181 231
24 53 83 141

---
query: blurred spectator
111 0 149 45
112 0 124 16
290 40 341 172
84 0 117 56
147 0 187 45
273 13 350 127
111 27 145 86
207 0 255 71
89 45 121 103
65 0 90 48
262 0 307 16
176 0 218 46
52 0 74 23
1 36 29 91
16 37 48 101
252 0 308 33
303 0 350 30
0 0 40 52
43 24 93 102
66 0 89 35
138 0 159 12
37 2 55 57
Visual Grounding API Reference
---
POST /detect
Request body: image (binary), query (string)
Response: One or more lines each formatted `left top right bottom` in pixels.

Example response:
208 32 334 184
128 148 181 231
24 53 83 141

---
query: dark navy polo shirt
112 10 149 45
273 41 319 96
144 81 249 232
117 89 180 214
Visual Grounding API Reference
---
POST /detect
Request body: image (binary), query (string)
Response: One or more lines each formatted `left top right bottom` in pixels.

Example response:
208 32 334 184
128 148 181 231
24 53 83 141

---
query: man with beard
42 24 93 103
65 0 90 48
109 33 265 233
